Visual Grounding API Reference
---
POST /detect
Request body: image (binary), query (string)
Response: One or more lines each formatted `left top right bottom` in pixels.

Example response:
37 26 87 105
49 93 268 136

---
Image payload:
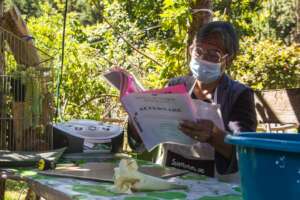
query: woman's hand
179 119 233 159
178 119 220 143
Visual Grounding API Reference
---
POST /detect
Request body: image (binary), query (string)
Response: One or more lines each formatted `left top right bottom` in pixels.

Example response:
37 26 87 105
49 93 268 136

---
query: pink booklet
103 67 187 96
103 68 198 150
103 68 224 151
103 67 144 97
142 84 187 94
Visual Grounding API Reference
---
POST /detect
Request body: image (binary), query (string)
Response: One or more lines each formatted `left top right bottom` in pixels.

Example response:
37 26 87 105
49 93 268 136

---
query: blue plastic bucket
225 133 300 200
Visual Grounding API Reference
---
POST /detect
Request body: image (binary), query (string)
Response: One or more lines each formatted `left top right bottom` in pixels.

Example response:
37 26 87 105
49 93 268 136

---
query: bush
231 37 300 90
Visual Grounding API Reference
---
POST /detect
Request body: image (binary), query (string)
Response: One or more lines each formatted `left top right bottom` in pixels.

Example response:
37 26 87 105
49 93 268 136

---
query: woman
128 21 257 181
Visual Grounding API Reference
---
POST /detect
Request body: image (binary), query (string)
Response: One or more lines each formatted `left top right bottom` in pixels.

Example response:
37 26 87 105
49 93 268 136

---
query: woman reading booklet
127 21 257 182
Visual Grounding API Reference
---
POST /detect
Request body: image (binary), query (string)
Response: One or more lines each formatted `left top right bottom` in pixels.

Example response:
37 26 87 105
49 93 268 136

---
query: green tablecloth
16 163 242 200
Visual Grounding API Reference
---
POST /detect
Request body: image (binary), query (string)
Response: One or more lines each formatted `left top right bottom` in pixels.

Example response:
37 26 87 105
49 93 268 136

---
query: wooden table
0 167 242 200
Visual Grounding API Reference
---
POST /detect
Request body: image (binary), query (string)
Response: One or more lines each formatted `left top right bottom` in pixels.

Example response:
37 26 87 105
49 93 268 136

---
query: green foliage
2 0 299 120
267 0 296 43
214 0 263 36
5 180 27 200
232 37 300 90
5 0 42 18
6 0 100 24
214 0 297 43
142 0 191 88
120 0 163 30
160 0 190 38
26 3 110 120
19 68 43 128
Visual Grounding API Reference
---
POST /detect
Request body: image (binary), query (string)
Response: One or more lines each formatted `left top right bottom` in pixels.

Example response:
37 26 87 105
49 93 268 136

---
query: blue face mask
189 58 222 84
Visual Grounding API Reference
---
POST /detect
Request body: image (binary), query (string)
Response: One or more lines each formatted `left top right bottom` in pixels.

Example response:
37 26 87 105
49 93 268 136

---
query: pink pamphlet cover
103 67 144 97
104 68 188 96
142 84 187 94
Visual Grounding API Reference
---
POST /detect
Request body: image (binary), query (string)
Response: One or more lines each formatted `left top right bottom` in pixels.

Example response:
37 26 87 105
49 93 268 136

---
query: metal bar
0 12 53 152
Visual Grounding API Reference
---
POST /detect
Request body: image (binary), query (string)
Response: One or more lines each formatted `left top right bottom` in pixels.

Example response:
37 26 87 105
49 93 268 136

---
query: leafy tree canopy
2 0 299 120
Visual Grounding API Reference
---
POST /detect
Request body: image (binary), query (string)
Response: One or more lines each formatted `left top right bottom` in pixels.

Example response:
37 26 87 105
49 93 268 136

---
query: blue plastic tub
225 133 300 200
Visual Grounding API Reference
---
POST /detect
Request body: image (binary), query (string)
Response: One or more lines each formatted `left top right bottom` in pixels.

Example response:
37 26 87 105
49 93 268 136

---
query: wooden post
0 1 5 180
0 177 5 200
0 0 4 74
0 0 5 150
187 0 213 62
12 102 24 150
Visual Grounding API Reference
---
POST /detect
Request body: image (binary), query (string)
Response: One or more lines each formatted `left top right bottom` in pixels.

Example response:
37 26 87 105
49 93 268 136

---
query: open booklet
103 68 225 151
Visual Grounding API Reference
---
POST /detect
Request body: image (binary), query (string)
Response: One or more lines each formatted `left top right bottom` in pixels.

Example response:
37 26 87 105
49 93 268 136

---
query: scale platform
53 119 124 153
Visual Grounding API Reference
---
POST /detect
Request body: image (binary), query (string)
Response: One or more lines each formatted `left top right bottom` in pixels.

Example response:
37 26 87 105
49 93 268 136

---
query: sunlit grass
4 180 28 200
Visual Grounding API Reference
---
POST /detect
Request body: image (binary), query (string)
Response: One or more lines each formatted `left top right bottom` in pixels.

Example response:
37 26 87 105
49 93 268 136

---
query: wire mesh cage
0 26 54 151
100 95 127 124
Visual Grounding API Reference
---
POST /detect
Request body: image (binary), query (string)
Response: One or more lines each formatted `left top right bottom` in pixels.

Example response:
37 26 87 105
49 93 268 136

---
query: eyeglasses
192 47 227 63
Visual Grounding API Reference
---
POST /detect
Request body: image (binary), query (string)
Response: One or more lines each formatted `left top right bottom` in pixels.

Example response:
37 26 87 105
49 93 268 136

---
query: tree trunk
295 0 300 43
0 0 5 150
0 0 4 74
187 0 213 62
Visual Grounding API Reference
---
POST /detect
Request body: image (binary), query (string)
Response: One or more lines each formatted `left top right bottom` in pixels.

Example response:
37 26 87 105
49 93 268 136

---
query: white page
192 99 225 131
103 70 122 90
122 93 198 151
103 69 145 92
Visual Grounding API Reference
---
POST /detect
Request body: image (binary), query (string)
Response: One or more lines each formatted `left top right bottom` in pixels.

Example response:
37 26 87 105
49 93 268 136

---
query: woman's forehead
195 33 225 52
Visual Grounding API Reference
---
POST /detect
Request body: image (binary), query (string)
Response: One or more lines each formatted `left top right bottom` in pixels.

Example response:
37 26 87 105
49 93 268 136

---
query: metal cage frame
0 26 54 151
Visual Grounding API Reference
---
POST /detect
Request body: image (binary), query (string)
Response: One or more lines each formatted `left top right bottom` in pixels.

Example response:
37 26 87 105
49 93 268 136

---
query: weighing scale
53 119 124 153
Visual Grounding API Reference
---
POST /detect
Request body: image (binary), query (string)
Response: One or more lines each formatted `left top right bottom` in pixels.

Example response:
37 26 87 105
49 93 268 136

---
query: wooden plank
26 180 72 200
0 148 66 167
12 102 24 150
2 169 72 200
39 162 188 182
62 151 114 162
2 6 41 67
264 124 298 131
255 88 300 124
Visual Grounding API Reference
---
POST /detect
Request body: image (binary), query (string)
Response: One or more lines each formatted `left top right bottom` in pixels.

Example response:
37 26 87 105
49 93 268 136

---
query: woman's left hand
178 119 219 143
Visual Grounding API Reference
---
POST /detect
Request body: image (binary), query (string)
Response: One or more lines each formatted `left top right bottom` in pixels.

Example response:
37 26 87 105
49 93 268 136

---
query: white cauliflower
110 159 187 194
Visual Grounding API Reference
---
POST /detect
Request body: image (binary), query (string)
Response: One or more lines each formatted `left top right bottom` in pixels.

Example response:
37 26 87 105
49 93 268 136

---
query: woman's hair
195 21 239 58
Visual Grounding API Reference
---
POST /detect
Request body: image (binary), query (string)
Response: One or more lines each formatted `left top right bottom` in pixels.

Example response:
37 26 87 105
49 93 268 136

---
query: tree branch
92 1 163 67
79 94 118 108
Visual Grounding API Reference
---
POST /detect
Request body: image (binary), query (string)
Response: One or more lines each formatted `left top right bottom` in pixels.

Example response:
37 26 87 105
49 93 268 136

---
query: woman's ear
221 61 227 72
221 56 230 72
225 54 234 67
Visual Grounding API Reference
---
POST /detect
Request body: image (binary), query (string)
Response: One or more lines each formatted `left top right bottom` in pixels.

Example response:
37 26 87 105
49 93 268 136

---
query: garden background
3 0 300 122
